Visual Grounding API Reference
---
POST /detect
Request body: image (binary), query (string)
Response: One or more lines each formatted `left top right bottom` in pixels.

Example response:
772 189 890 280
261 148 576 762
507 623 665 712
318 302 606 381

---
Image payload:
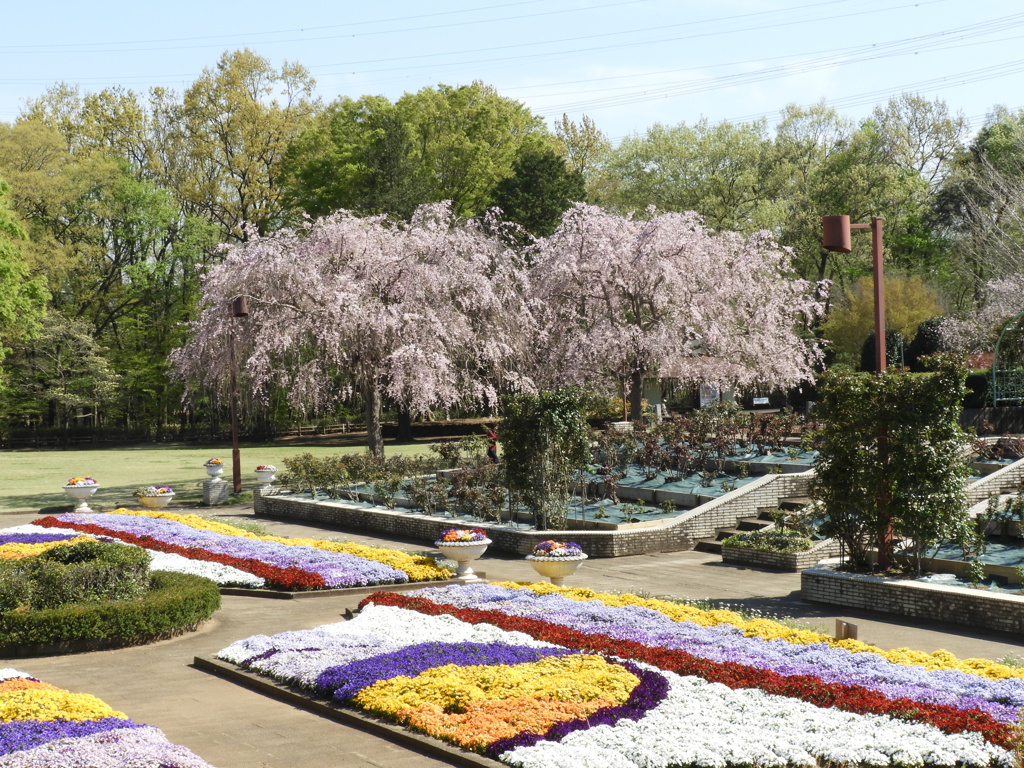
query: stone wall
802 563 1024 635
256 470 814 558
966 455 1024 505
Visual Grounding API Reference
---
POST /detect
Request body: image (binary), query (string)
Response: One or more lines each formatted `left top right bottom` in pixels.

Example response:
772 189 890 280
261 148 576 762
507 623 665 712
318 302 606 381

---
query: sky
2 0 1023 143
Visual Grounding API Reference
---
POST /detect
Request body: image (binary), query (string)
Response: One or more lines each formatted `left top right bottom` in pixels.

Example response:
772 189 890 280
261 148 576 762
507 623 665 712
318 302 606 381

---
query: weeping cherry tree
170 203 533 456
528 204 828 417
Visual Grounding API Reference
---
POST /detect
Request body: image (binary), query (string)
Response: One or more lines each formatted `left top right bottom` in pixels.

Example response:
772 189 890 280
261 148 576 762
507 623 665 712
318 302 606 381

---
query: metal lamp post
228 296 249 494
821 215 886 372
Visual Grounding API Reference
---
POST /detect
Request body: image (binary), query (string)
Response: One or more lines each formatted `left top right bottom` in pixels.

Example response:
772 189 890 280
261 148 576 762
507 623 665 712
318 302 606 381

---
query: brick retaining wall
722 538 842 571
255 470 813 558
801 563 1024 635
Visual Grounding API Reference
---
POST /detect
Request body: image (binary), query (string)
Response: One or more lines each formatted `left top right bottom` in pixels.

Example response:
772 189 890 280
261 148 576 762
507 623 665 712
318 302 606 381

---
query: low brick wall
801 563 1024 635
256 471 814 558
722 538 841 572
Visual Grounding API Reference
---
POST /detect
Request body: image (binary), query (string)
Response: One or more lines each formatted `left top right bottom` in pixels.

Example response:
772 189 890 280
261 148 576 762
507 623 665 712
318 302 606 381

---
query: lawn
0 439 434 515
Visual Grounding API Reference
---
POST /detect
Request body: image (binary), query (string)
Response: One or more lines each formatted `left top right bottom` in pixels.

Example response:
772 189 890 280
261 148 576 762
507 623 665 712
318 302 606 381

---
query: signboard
699 383 719 408
752 397 770 406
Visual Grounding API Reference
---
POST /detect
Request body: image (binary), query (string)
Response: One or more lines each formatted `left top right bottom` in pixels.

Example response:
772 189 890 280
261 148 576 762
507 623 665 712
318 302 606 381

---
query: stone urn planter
63 478 99 512
526 540 587 586
435 528 491 579
134 485 175 509
204 459 225 480
254 465 277 491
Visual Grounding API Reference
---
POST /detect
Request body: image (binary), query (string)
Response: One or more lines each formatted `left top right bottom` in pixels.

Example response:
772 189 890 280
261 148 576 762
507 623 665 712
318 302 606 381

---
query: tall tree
170 203 532 456
598 118 783 232
0 175 47 382
488 146 585 239
529 204 827 418
284 82 549 221
164 49 318 240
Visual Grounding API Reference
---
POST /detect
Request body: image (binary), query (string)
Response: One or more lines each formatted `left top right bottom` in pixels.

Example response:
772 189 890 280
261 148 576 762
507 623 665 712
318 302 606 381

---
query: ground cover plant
216 582 1023 767
0 668 218 766
26 509 449 590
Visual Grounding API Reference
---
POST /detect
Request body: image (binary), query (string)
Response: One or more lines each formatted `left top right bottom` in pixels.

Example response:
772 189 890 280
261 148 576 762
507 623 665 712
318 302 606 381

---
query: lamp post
228 296 249 494
821 215 886 372
822 215 892 568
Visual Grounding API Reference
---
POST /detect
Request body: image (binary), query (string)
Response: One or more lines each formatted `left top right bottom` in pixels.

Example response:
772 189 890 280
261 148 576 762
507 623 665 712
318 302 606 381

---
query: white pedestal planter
205 463 225 480
63 484 99 512
136 493 175 509
526 554 588 586
255 469 277 491
435 539 491 579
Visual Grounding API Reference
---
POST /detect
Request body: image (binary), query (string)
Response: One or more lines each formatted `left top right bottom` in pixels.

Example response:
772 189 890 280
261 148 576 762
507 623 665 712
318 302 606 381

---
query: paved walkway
4 505 1024 768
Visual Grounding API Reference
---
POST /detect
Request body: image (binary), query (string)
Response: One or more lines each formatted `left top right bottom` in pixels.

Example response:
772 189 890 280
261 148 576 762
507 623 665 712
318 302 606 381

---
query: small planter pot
435 539 491 580
63 484 99 512
526 554 588 586
136 493 175 509
205 463 225 480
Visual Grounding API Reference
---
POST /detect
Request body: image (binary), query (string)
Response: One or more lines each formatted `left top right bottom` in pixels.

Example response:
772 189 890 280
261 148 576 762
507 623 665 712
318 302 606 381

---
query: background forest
0 49 1021 445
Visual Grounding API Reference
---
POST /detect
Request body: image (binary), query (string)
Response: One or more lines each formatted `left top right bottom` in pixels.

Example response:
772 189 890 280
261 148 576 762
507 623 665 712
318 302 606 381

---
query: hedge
0 571 221 653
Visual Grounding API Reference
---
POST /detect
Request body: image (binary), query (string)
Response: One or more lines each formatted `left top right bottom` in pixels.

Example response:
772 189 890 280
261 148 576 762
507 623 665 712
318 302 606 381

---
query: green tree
162 49 318 240
499 388 593 530
284 82 549 221
0 176 47 382
599 118 782 231
488 146 585 238
5 315 119 435
812 357 972 573
822 275 944 365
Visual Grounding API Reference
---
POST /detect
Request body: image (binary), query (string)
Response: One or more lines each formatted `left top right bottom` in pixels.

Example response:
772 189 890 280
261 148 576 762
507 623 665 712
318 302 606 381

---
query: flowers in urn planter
65 477 97 486
438 528 489 543
204 458 222 465
531 540 584 558
133 485 174 497
255 464 277 472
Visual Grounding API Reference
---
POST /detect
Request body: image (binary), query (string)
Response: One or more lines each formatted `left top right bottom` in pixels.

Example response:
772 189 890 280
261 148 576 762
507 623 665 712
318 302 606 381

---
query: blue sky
2 0 1022 142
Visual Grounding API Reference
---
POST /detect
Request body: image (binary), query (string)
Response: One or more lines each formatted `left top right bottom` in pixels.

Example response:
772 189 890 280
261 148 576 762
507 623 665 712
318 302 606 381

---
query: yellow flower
0 689 125 723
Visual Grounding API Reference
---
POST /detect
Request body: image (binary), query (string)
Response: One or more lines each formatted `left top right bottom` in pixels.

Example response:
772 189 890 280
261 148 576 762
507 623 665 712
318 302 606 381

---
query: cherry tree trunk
629 370 645 423
363 380 384 457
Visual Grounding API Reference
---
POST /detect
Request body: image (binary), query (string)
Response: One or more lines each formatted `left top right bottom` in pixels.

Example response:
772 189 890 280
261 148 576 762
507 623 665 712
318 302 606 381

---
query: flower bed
0 669 217 766
212 582 1022 767
26 510 449 591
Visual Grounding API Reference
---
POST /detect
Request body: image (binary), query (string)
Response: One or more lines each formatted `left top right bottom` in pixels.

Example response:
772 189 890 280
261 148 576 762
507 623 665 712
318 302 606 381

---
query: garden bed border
194 655 503 768
801 561 1024 635
255 471 814 557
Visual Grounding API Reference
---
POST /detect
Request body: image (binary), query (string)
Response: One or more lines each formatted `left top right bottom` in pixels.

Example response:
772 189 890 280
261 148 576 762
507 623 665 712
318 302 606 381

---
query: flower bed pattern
215 583 1020 766
0 669 217 766
28 510 449 590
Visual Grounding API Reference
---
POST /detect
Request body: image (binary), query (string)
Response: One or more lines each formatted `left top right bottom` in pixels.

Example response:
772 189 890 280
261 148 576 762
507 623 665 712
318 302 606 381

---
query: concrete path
3 505 1024 768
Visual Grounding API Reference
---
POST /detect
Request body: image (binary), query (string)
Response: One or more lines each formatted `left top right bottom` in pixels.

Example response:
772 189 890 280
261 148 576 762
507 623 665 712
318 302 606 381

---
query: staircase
693 496 812 555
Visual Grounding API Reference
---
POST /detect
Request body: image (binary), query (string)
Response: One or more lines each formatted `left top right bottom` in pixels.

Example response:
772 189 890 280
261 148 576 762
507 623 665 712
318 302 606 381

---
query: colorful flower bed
64 477 96 487
214 583 1022 766
0 669 217 766
30 510 449 590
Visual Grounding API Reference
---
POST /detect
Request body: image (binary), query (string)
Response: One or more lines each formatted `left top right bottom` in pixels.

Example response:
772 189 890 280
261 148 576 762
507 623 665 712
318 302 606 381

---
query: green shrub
722 528 814 554
0 571 220 650
3 540 152 612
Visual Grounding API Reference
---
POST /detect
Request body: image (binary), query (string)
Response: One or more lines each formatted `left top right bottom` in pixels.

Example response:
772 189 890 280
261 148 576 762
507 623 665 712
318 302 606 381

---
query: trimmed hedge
721 528 814 554
0 571 220 653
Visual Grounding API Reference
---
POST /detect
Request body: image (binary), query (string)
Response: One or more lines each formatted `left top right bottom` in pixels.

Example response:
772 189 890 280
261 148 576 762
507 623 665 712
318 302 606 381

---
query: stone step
736 517 772 532
694 538 723 554
778 496 813 511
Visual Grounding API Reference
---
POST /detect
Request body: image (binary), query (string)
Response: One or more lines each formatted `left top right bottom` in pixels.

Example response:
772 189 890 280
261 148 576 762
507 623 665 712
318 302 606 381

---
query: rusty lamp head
821 215 852 253
229 296 249 318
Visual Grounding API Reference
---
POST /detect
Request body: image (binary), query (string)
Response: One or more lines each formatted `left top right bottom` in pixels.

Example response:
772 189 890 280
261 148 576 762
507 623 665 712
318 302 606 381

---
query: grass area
0 439 434 515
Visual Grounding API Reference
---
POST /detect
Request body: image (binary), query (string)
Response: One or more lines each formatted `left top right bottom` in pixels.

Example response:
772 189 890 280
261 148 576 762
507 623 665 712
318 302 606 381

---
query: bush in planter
0 571 220 650
722 528 814 554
